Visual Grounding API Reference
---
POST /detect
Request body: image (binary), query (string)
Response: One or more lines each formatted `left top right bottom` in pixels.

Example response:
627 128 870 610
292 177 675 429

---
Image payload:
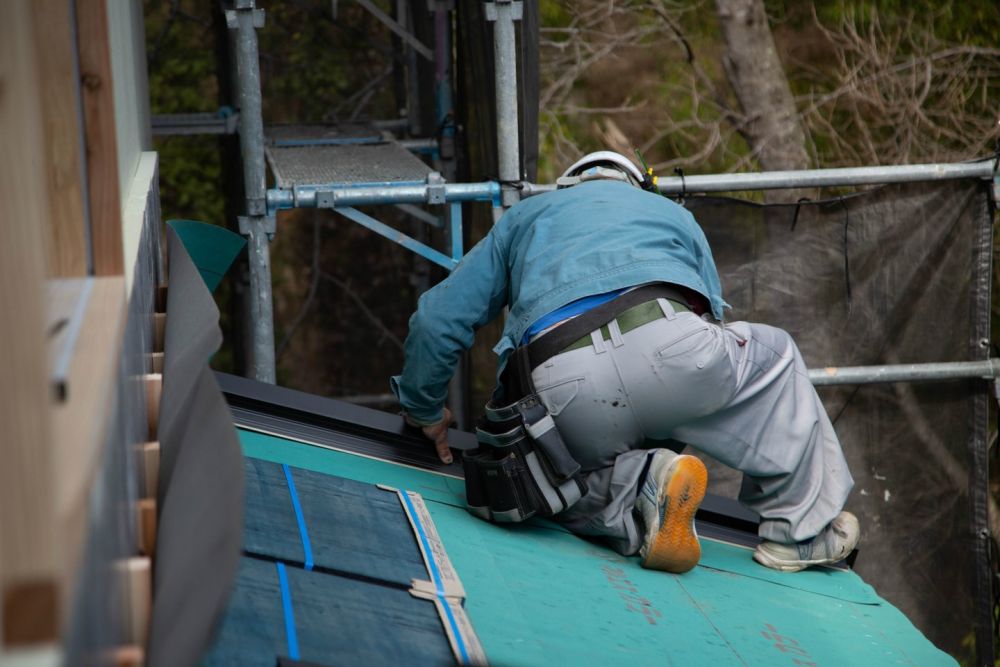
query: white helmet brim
561 150 645 186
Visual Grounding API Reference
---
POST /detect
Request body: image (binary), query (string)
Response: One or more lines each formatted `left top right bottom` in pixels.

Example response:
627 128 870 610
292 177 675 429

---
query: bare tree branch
277 217 323 359
538 1 1000 186
320 271 405 351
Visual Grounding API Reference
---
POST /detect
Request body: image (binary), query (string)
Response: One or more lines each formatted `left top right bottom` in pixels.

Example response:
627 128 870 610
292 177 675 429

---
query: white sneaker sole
751 547 832 573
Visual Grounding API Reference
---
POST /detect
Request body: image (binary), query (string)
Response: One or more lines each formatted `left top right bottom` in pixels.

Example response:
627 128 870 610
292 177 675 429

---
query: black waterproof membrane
687 179 993 655
146 226 245 667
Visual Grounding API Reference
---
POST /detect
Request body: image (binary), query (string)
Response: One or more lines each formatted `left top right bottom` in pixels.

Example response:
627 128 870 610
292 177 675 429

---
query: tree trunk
715 0 813 202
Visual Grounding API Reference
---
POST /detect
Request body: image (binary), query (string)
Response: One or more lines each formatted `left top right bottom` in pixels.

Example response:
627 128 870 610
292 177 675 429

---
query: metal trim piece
217 371 474 467
49 279 94 401
217 373 769 545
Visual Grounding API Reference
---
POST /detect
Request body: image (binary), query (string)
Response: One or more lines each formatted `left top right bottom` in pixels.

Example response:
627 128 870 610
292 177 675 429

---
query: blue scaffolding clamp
427 171 447 205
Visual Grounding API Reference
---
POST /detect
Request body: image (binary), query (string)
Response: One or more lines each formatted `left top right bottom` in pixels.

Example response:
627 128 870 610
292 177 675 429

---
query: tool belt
462 283 698 523
463 394 587 522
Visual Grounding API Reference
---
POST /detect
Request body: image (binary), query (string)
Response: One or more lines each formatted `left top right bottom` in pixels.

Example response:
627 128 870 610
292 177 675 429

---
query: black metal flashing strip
218 373 775 546
217 372 472 474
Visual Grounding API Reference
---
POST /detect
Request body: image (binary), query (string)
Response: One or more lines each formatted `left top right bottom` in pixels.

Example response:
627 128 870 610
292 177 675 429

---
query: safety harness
463 283 697 523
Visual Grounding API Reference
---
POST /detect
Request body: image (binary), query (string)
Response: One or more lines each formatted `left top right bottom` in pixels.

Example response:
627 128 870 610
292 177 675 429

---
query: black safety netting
685 179 994 656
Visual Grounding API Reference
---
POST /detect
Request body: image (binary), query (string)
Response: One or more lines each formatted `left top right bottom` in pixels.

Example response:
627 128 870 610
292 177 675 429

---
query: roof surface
201 419 956 666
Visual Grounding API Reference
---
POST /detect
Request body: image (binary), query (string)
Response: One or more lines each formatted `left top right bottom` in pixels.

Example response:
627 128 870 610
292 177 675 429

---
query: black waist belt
503 283 696 400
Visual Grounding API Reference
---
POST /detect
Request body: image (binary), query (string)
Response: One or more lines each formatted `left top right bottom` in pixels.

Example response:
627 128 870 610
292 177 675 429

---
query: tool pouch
463 395 587 523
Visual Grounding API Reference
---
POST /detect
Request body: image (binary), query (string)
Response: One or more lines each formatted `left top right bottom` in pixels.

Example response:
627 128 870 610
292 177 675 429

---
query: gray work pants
529 298 853 555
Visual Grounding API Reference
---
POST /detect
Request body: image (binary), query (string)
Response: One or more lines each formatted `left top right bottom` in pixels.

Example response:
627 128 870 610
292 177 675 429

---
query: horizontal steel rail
267 181 500 213
397 138 439 152
522 160 996 196
268 160 995 213
152 112 240 136
808 359 1000 386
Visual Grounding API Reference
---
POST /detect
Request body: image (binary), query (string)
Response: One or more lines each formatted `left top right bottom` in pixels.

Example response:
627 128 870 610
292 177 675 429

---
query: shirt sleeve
390 227 510 424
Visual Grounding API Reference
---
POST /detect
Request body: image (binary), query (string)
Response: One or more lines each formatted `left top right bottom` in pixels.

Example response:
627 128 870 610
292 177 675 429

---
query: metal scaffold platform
262 122 474 276
265 125 435 188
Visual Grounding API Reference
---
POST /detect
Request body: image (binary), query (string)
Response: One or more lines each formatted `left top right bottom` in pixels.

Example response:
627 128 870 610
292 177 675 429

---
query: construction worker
391 150 859 573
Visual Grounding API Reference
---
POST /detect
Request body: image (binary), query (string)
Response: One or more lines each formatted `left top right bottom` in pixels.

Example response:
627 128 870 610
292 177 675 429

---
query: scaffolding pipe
487 1 522 208
397 138 439 152
521 160 996 196
808 359 1000 386
267 181 500 212
233 0 276 384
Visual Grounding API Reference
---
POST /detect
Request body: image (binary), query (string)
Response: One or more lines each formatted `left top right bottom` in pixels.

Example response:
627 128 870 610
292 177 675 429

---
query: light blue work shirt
390 180 729 424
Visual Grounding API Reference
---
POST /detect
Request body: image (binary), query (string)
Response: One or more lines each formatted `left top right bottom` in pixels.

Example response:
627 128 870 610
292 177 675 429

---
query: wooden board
32 0 88 277
76 0 123 276
51 276 127 602
0 0 60 648
115 557 151 648
137 441 161 500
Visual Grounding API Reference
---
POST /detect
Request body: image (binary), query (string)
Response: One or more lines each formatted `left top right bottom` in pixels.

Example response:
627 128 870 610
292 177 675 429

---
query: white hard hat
560 150 645 188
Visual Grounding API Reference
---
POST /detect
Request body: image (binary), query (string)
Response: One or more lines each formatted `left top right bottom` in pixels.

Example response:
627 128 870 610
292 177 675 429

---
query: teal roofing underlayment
226 427 957 667
166 220 246 294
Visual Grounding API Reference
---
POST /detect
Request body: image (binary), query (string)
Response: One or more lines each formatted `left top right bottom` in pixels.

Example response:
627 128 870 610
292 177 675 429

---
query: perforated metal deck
264 124 432 189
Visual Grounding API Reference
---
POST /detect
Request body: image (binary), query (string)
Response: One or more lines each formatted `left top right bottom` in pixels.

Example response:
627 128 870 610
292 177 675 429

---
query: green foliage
145 1 218 113
156 137 224 224
145 1 224 224
804 0 1000 47
258 3 396 123
539 2 572 29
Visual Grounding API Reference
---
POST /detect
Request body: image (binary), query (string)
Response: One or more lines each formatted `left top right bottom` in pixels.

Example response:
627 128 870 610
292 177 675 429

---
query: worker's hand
407 407 454 464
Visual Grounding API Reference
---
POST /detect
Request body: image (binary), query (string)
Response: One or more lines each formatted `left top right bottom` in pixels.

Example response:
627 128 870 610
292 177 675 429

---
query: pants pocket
535 376 584 416
654 313 713 360
649 323 733 422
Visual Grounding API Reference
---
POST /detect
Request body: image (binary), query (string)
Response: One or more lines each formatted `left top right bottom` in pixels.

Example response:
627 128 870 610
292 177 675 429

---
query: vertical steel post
434 2 468 430
230 0 276 383
433 1 456 153
485 0 523 209
993 157 1000 204
397 0 423 136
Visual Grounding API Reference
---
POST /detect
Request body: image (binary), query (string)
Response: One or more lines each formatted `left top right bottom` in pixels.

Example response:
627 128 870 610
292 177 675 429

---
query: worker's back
489 180 728 355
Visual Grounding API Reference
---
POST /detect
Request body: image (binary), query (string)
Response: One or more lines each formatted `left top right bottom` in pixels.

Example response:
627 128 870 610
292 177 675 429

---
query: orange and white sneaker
635 451 708 574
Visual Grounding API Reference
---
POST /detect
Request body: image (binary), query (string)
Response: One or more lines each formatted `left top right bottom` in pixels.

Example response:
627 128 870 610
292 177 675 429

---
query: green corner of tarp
167 219 246 294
